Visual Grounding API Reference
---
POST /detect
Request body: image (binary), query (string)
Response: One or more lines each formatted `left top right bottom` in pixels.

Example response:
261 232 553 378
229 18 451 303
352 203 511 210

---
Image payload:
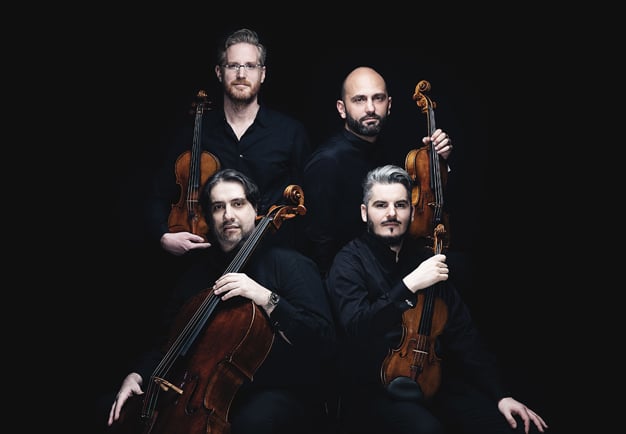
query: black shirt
301 129 389 275
326 231 506 401
148 105 311 248
135 241 336 391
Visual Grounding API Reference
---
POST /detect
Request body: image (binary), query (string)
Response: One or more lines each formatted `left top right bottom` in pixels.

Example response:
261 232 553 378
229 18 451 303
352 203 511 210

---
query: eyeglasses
222 63 264 72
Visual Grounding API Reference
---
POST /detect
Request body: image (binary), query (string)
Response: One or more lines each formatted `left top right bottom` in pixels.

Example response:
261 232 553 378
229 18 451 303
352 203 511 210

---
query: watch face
270 292 279 305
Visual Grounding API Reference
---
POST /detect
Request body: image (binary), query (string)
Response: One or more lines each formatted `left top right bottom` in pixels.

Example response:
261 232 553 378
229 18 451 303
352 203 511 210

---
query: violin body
405 147 450 244
168 150 220 239
405 79 450 248
168 90 221 240
382 80 451 400
380 285 448 400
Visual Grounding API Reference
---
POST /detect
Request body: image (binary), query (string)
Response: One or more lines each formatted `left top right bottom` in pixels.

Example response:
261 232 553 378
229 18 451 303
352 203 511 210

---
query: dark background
93 21 564 432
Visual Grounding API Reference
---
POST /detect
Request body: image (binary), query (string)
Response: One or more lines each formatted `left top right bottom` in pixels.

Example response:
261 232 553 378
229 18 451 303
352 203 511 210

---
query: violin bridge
154 377 183 395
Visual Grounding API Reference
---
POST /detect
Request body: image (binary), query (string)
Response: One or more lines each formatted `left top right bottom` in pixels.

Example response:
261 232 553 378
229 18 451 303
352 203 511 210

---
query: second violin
168 90 221 240
404 80 450 248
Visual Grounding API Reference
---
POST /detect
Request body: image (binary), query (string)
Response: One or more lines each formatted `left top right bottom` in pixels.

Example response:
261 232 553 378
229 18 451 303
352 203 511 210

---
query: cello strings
146 213 275 415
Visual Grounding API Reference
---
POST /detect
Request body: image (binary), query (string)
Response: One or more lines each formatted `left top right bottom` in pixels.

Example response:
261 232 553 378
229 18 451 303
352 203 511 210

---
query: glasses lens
224 63 262 72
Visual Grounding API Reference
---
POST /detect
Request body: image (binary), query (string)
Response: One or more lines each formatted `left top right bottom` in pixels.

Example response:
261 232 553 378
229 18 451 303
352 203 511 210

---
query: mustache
361 114 381 122
221 222 240 230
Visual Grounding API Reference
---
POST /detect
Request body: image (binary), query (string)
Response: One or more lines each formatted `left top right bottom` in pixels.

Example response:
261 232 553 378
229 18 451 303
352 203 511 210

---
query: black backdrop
94 22 562 431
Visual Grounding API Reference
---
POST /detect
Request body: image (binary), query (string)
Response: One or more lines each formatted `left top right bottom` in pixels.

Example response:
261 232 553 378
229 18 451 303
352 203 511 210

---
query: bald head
341 67 388 100
337 66 391 142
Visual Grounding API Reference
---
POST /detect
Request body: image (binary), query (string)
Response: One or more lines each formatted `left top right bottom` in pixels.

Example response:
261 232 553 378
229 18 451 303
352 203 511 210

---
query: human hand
108 372 143 426
213 272 269 307
160 231 211 256
497 397 548 433
423 128 453 160
403 253 449 293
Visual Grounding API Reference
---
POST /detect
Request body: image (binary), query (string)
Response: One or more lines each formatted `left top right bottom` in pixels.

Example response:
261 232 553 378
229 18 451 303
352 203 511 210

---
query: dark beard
366 219 405 248
346 113 388 137
374 232 403 247
213 226 253 253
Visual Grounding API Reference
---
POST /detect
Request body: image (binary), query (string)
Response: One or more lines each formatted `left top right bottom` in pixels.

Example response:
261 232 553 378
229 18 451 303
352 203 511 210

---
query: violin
110 185 307 434
404 80 450 247
381 80 452 401
168 90 221 240
380 224 448 401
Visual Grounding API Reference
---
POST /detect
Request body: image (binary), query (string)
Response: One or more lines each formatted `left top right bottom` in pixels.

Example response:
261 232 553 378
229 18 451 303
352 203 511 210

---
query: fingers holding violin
424 129 453 159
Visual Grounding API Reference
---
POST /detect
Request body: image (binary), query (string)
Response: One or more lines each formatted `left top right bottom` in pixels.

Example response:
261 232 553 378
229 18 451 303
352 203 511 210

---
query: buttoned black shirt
326 231 506 401
148 105 311 248
136 242 335 391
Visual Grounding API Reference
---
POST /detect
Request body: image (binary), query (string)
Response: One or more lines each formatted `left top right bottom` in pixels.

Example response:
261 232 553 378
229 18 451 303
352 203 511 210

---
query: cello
380 80 450 401
168 90 221 240
111 185 306 434
404 80 451 247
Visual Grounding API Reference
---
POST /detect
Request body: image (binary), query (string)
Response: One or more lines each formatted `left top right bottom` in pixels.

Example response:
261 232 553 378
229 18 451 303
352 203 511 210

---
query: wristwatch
266 291 280 309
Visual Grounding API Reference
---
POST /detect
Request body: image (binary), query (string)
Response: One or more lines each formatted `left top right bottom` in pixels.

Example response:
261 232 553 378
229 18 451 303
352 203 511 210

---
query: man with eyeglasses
149 28 311 258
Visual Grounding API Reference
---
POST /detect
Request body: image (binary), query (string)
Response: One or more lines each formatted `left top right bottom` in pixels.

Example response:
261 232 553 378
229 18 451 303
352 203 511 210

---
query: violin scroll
266 185 307 231
382 80 451 401
405 79 450 246
413 80 436 113
188 89 212 115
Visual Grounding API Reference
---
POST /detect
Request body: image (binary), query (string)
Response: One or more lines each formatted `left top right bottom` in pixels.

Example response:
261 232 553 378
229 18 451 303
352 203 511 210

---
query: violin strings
428 106 444 225
188 104 204 214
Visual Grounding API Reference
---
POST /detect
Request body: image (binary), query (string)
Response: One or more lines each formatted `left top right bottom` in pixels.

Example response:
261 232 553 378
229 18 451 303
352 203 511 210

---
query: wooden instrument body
168 150 220 239
111 186 306 434
382 80 450 400
380 277 448 400
111 294 273 434
168 90 220 240
405 147 449 243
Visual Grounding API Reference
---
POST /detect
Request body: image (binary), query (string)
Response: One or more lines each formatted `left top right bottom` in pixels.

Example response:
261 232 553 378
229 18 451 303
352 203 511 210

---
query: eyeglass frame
221 63 265 72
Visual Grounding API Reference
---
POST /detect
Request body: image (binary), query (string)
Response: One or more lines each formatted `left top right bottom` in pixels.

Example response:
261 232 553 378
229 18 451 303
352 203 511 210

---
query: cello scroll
110 185 307 434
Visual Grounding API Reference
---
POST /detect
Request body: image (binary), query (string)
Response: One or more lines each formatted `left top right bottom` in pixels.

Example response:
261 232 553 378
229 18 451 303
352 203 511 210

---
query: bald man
300 66 453 277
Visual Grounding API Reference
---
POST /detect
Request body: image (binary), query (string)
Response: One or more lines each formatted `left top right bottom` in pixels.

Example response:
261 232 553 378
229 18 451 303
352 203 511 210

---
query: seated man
325 164 548 434
106 169 336 434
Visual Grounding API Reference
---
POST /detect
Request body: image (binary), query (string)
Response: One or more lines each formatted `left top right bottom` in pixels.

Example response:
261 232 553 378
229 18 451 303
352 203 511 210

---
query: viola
380 224 448 401
168 90 221 240
404 80 450 247
110 186 307 434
